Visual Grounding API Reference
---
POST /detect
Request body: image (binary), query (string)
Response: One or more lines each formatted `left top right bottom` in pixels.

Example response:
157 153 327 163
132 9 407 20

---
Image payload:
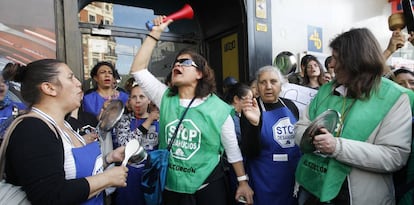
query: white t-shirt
132 70 243 163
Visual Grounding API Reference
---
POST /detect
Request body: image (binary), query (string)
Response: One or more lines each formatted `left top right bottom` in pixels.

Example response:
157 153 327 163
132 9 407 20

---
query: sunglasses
173 58 199 68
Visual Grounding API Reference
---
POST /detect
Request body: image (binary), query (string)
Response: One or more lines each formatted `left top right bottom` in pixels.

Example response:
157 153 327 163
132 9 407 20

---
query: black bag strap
166 97 196 151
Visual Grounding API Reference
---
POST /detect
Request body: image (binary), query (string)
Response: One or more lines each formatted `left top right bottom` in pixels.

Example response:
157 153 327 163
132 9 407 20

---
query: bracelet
237 174 249 182
138 124 148 134
147 34 159 42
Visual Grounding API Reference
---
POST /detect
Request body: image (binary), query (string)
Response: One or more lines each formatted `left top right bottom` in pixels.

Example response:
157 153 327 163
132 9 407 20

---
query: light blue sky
113 5 155 75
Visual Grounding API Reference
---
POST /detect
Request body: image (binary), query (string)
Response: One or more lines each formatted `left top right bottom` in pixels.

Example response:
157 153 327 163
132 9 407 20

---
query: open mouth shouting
104 78 112 84
172 68 183 76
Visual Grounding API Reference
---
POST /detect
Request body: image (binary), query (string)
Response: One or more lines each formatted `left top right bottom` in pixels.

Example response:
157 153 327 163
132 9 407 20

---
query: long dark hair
330 28 385 99
302 55 324 86
13 59 63 107
168 48 216 98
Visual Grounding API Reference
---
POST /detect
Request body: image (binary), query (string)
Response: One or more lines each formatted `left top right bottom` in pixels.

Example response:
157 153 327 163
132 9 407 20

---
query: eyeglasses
173 58 198 68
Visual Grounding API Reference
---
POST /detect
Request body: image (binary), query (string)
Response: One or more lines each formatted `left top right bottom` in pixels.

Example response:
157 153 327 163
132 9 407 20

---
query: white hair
255 65 287 85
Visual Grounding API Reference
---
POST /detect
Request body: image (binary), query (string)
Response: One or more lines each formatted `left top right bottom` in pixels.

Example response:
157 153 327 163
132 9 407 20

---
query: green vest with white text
296 78 410 202
159 91 233 193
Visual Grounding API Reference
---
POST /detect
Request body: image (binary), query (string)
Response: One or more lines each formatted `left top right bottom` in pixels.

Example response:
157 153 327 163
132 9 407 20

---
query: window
92 58 98 67
79 3 198 90
0 0 56 67
89 15 96 23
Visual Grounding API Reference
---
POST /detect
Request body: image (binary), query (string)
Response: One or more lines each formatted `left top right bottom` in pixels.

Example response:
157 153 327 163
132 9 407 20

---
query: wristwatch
237 174 249 182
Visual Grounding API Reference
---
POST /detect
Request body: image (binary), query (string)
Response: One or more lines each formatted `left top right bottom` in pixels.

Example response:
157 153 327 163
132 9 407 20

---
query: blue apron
247 100 301 205
72 141 104 205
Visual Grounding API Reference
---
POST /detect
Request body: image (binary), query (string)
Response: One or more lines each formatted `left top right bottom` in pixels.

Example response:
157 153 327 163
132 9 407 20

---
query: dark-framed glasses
173 58 198 68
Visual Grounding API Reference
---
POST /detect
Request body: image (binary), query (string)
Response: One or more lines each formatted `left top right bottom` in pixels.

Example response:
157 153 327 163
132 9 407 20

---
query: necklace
99 89 119 100
336 97 356 137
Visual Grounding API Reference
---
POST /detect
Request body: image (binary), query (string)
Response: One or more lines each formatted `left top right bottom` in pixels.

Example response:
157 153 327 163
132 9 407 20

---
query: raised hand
241 98 260 126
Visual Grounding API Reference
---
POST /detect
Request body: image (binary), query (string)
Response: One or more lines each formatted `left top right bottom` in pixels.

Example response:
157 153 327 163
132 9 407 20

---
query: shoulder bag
141 97 195 205
0 112 57 205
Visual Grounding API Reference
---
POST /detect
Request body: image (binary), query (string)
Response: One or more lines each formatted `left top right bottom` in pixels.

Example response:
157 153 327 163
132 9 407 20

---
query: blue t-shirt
82 90 128 118
0 99 26 139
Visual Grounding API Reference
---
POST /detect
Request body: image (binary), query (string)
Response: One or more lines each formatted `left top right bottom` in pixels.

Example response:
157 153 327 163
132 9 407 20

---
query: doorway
78 2 199 91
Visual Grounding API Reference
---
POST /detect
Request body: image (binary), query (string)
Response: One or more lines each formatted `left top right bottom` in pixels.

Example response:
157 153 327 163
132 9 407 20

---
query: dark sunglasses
172 58 199 68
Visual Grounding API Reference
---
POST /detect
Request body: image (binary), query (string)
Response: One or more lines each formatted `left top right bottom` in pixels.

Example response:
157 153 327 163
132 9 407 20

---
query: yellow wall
221 33 239 81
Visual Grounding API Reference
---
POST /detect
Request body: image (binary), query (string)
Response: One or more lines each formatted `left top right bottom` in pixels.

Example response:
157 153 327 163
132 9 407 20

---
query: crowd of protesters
2 17 414 205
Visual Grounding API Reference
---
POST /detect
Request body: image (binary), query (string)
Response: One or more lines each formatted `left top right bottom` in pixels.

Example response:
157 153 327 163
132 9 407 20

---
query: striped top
32 107 88 179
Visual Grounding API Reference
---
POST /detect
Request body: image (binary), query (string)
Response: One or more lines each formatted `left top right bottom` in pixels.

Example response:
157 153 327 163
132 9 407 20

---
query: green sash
296 78 406 202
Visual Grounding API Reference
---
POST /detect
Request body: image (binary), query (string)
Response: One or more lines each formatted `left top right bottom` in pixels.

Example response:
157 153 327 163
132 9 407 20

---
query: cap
223 76 237 87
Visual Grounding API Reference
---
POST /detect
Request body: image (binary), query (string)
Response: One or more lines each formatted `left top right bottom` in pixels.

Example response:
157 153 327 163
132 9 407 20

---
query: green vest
296 78 409 202
159 91 233 193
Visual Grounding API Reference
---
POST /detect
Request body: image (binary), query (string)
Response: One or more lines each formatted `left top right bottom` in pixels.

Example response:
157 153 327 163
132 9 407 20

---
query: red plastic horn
164 4 194 22
146 4 194 30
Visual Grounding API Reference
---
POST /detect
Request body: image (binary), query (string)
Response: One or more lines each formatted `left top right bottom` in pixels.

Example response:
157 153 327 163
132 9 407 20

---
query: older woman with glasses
129 16 254 205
